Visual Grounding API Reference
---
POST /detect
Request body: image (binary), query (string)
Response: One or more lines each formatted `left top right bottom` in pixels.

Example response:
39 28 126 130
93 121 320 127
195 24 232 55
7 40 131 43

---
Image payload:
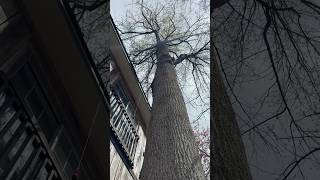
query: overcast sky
110 0 134 18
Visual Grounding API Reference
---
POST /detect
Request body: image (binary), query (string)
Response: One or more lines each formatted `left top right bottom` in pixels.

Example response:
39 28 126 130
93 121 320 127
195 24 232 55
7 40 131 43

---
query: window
11 64 60 143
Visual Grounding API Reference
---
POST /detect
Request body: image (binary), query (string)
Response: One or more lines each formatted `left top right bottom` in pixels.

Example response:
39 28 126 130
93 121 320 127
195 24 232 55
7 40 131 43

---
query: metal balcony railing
110 89 139 168
0 81 62 180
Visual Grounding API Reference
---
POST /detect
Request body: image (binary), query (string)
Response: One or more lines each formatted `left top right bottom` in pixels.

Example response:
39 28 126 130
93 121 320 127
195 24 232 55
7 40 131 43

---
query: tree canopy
117 0 209 108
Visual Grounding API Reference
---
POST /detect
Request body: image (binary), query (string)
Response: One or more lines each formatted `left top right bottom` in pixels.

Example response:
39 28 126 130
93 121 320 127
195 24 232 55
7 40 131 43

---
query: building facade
0 0 111 179
0 0 150 180
109 18 150 180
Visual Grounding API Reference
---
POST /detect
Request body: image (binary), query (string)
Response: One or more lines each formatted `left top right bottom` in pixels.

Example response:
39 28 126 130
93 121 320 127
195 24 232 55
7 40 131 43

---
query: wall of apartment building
82 14 150 179
109 53 149 179
109 74 147 180
110 125 146 180
0 1 104 179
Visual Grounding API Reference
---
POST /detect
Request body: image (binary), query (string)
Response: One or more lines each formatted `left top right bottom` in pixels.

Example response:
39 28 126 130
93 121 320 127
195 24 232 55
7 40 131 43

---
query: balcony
0 79 63 180
60 0 146 172
110 89 139 169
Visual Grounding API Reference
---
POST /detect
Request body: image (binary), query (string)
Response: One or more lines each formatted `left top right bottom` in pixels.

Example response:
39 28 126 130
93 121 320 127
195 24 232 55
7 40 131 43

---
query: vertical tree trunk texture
211 47 252 180
140 43 205 180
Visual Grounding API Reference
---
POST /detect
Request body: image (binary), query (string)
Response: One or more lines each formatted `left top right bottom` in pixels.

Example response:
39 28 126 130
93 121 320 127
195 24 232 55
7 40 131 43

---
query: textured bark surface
140 43 205 180
211 47 252 180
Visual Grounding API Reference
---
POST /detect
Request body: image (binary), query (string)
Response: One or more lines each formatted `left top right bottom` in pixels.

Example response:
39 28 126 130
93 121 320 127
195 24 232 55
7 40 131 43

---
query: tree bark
140 42 205 180
211 43 252 180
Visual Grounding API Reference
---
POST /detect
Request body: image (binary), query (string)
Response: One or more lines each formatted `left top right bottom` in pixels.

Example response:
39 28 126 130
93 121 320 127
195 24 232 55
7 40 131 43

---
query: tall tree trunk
211 43 252 179
140 42 205 180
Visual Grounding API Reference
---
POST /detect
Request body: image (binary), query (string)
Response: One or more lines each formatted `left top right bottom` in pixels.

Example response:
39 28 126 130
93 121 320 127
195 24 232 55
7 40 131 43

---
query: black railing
110 89 139 168
0 81 62 180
